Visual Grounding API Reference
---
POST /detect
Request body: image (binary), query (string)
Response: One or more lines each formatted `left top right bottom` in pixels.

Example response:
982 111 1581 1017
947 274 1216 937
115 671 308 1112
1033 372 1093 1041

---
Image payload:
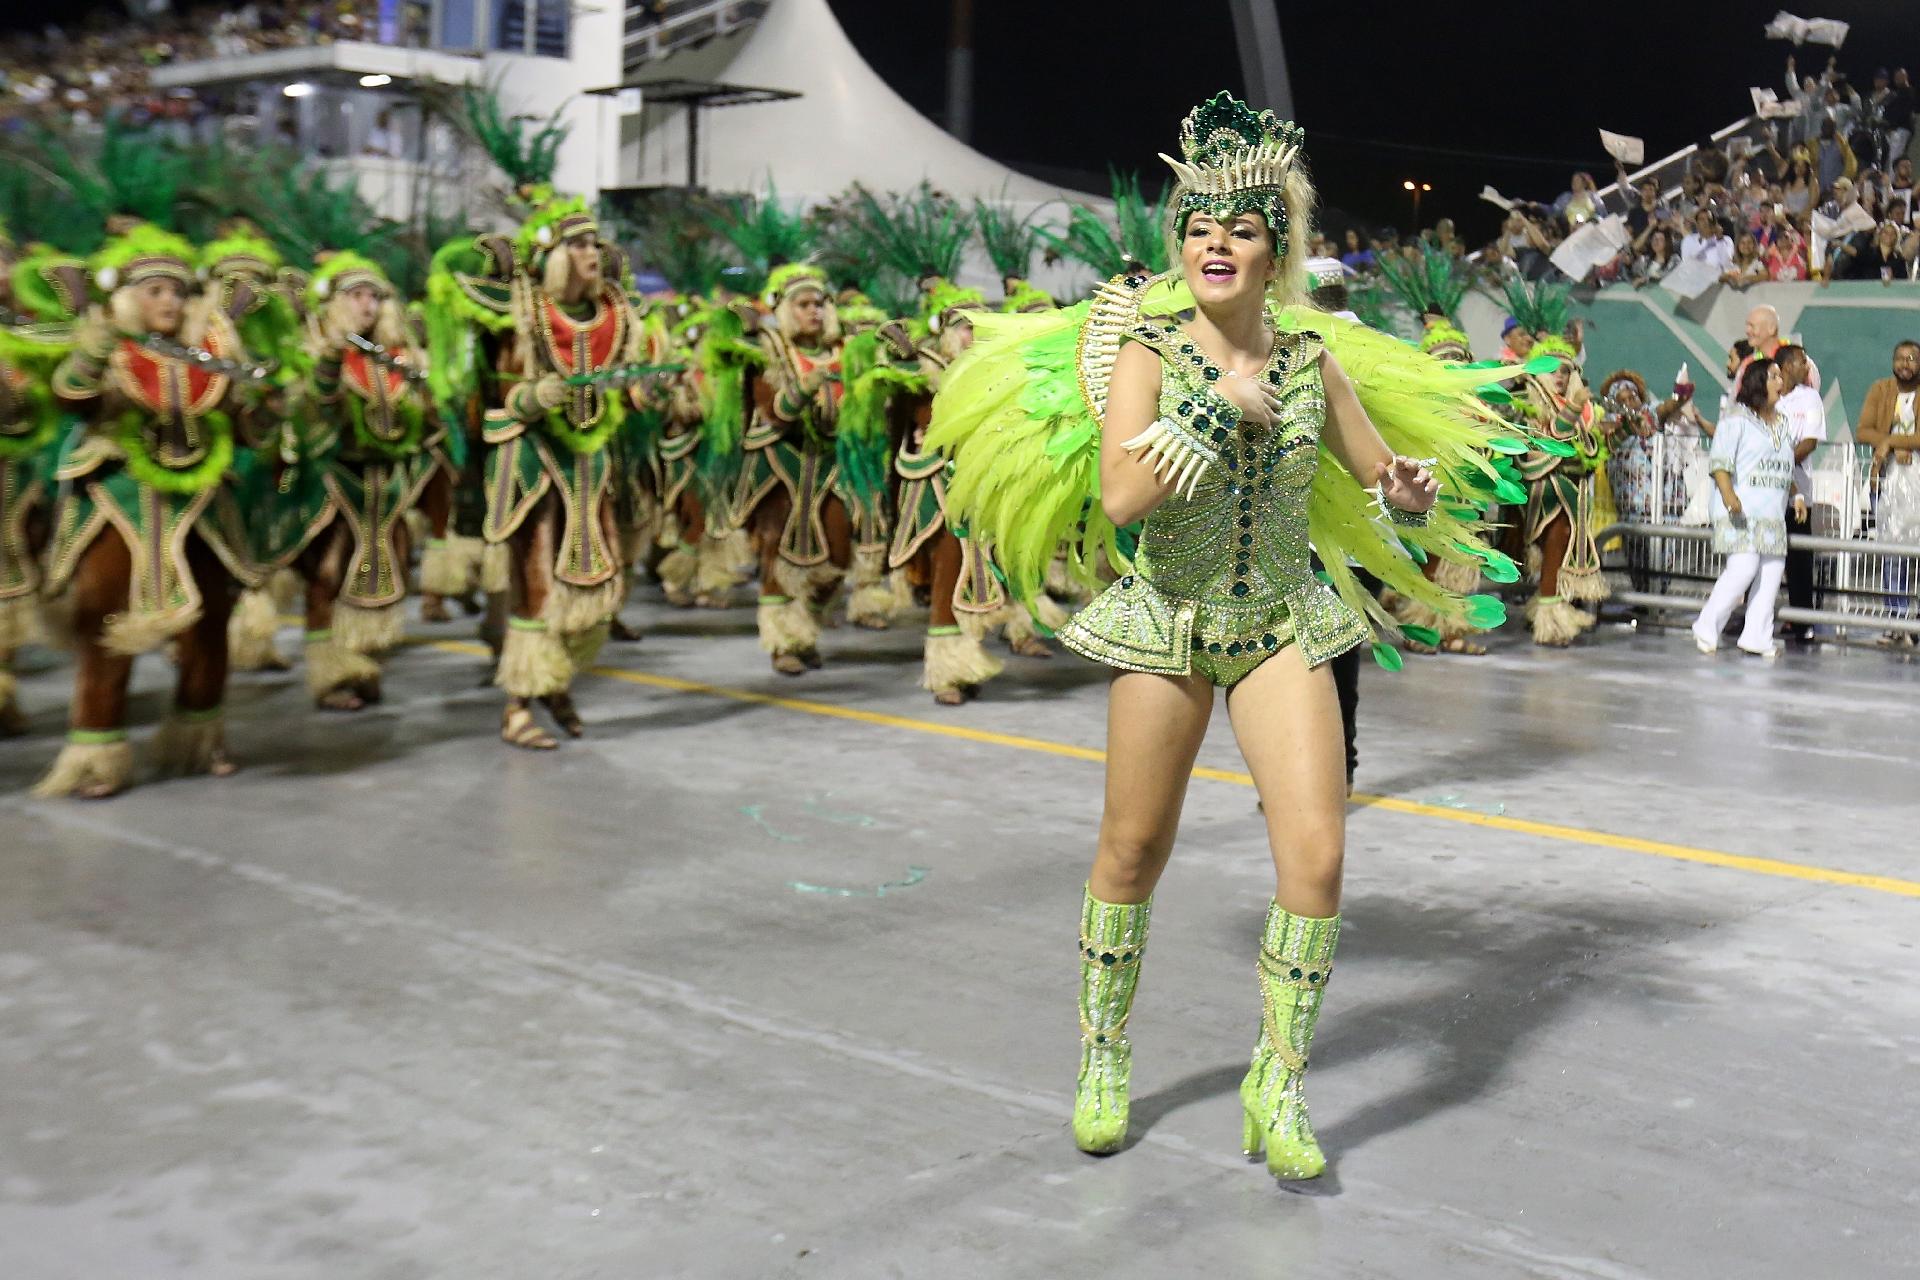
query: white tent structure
620 0 1095 206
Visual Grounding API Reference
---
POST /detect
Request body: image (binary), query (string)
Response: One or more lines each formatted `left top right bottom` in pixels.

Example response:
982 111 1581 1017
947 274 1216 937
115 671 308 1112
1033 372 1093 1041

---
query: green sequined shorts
1190 615 1300 688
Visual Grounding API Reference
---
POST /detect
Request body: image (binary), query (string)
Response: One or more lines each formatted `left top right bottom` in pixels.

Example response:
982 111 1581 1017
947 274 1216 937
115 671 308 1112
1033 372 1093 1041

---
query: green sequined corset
1057 322 1367 684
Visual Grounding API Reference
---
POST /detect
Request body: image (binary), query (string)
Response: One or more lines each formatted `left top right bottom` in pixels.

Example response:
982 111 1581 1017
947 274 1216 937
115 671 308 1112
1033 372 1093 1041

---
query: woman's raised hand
1375 455 1440 513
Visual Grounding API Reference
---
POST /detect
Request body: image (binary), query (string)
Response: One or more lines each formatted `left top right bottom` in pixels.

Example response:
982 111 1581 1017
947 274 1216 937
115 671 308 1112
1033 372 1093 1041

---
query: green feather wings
927 276 1534 660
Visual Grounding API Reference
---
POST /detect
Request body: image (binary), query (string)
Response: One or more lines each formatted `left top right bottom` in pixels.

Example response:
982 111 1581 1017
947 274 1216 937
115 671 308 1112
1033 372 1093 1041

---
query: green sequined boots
1073 887 1152 1154
1240 902 1340 1180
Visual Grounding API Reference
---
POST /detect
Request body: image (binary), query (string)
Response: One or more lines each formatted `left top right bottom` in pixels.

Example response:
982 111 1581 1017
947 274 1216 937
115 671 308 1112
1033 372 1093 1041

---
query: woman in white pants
1693 358 1807 658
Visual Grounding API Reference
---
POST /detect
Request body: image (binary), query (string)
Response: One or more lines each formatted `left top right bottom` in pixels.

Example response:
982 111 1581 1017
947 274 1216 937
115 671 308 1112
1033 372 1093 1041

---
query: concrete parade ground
3 587 1917 1280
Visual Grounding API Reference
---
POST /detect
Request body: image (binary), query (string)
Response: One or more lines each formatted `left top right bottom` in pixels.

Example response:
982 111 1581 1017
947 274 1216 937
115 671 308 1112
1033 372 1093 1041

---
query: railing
622 0 768 71
1598 435 1920 638
1594 113 1773 209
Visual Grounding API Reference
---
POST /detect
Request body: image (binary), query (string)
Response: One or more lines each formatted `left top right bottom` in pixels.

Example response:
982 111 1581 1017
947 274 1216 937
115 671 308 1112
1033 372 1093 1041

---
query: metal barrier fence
1595 435 1920 638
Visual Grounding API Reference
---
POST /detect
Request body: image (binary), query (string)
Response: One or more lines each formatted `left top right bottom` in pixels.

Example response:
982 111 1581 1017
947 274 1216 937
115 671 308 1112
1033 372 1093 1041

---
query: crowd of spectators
1499 54 1916 289
1324 53 1917 294
0 1 420 133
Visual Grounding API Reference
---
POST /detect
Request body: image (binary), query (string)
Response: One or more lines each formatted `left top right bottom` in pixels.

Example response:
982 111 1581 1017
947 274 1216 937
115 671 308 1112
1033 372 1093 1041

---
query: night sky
828 0 1917 244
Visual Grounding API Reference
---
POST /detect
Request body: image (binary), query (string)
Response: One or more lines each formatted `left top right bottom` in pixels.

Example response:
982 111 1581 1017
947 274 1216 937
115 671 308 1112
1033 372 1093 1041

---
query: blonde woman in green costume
929 93 1532 1183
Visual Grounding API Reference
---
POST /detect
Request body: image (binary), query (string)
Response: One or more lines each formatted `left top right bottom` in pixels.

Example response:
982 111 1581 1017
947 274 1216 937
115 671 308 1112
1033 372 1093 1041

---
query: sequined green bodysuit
1057 322 1368 686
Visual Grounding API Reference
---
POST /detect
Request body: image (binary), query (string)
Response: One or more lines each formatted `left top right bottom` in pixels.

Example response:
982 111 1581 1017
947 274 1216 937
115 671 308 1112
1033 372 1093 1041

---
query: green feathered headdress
1377 243 1471 324
513 190 597 267
1530 334 1579 365
1036 170 1171 278
974 196 1043 282
1420 320 1473 358
1000 278 1054 313
90 223 196 295
199 226 283 281
1498 277 1572 339
920 278 986 333
307 250 393 310
763 261 831 308
704 186 813 295
463 83 568 192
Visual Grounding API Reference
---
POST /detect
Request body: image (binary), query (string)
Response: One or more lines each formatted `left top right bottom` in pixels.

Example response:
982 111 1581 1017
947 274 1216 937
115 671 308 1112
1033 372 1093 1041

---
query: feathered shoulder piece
931 268 1562 662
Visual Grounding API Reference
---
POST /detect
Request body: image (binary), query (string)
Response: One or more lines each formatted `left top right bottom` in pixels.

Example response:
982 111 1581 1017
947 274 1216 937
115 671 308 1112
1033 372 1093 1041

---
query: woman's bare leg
1087 670 1216 904
1224 647 1348 918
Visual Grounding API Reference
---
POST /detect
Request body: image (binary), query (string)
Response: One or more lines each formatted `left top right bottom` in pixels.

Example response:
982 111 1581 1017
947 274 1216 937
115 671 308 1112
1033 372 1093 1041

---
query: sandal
1008 636 1054 659
932 687 966 706
771 653 809 676
419 595 452 623
1440 636 1489 656
539 692 585 738
317 687 366 712
608 617 644 643
501 700 557 750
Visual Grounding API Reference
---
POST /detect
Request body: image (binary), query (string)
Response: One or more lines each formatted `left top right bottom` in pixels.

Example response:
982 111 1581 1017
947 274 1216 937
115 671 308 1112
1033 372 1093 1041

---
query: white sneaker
1738 642 1780 659
1692 629 1718 654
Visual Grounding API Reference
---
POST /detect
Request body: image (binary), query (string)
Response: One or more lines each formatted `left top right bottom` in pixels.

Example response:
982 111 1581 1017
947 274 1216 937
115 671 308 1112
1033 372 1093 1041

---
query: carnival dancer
199 225 306 674
888 280 1059 703
478 195 655 748
1371 246 1495 654
35 223 278 797
929 92 1522 1181
0 233 83 735
733 263 887 675
274 252 438 709
1515 334 1611 645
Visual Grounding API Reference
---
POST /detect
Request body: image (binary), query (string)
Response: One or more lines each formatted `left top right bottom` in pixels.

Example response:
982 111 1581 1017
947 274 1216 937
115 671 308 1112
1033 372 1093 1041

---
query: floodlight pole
1227 0 1294 120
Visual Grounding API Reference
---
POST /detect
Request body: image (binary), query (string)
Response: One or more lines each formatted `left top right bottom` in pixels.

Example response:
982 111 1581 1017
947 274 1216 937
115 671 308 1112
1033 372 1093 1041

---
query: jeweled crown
1161 92 1304 203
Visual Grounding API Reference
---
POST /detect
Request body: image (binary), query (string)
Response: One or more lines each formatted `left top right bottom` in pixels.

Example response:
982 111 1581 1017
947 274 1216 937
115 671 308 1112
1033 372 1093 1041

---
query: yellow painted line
424 639 1920 900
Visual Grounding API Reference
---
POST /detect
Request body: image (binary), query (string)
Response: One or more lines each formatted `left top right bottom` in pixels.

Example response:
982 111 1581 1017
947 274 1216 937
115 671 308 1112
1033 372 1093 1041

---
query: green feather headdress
920 278 986 333
307 250 393 310
763 262 831 309
1497 277 1572 339
199 227 283 281
513 190 596 267
973 194 1044 281
90 223 197 294
462 83 568 191
840 183 972 287
1036 170 1170 279
1376 243 1471 324
704 185 813 295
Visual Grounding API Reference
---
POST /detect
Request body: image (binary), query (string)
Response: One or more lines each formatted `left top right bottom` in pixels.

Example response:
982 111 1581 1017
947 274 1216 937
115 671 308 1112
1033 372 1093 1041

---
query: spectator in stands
1621 172 1666 239
1691 357 1805 658
1886 69 1916 167
1631 225 1681 287
1780 149 1818 217
362 107 402 158
1857 340 1920 645
1762 205 1810 280
1785 55 1828 150
1554 172 1602 227
1774 344 1825 642
1681 208 1734 272
1723 231 1769 288
1834 221 1912 282
1815 118 1858 196
1890 158 1915 222
1339 228 1373 273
